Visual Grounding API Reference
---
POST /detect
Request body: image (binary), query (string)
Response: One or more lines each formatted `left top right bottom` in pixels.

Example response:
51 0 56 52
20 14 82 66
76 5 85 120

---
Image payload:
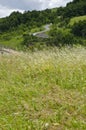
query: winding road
33 24 52 38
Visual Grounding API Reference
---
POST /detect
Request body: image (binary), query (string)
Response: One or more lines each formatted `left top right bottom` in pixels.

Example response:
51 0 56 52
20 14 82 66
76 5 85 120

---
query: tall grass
0 46 86 130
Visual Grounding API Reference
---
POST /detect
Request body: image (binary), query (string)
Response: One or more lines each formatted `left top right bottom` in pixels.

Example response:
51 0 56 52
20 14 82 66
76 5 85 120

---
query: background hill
0 0 86 49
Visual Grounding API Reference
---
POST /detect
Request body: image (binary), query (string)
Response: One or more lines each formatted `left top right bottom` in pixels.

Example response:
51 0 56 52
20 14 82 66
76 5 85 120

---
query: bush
22 34 38 47
71 20 86 37
49 28 75 46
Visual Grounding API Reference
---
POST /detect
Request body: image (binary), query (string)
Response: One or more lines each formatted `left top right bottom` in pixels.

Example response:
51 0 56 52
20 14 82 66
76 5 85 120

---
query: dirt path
0 48 19 55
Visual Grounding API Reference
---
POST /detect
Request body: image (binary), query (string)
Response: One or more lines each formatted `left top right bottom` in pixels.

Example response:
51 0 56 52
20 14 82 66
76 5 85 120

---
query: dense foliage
71 20 86 37
48 27 76 46
63 0 86 18
0 9 57 33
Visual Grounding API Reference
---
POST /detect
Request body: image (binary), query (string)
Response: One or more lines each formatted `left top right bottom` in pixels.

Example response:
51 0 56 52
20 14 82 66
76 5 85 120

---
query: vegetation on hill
0 0 86 32
0 10 56 33
71 20 86 37
63 0 86 18
0 0 86 49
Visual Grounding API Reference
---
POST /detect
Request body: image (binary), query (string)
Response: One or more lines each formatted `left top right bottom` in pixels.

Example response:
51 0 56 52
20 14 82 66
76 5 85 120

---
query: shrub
22 34 38 47
71 20 86 37
49 28 75 46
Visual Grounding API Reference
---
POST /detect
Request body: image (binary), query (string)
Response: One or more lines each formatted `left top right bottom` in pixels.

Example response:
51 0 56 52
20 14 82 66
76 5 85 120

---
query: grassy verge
30 26 44 33
69 15 86 26
0 46 86 130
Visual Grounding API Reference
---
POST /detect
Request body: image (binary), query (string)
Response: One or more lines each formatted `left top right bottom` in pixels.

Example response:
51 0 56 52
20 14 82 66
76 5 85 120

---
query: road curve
33 24 52 38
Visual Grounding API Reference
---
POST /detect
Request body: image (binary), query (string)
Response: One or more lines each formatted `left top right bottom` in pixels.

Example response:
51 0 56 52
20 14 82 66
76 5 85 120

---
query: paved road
33 24 52 38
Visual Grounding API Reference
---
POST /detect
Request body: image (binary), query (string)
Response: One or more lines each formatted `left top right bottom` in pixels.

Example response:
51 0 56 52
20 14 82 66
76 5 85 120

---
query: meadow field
0 46 86 130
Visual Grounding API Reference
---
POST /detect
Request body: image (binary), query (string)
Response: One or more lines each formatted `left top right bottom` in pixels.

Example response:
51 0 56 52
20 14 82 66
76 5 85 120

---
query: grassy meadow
0 46 86 130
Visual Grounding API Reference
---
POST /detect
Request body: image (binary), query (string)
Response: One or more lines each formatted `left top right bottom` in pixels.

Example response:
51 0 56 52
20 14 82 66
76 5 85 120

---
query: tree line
0 9 57 32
